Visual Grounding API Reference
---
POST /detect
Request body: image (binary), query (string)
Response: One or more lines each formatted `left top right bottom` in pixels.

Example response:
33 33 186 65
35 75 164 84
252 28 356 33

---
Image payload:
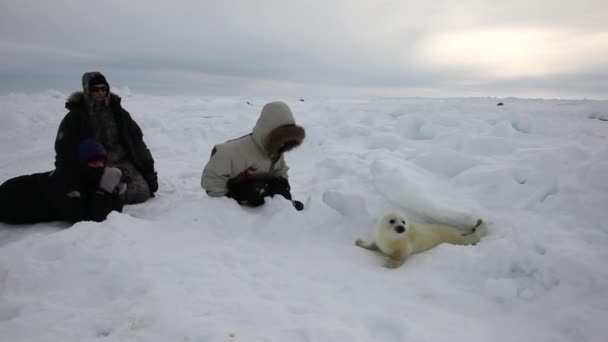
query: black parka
0 168 123 224
55 92 156 191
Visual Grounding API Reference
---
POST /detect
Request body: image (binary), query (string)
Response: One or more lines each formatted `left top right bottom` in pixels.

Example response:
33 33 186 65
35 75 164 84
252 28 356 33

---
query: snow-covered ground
1 91 607 342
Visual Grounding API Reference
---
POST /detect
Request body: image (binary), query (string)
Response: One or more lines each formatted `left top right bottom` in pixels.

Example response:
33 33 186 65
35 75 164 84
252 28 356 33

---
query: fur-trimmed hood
65 91 122 110
251 102 306 157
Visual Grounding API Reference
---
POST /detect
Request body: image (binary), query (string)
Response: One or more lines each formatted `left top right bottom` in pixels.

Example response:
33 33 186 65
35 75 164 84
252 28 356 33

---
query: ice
1 94 607 341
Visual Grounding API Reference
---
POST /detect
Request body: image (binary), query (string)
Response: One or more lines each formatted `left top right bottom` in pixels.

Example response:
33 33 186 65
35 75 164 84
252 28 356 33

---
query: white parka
201 102 305 197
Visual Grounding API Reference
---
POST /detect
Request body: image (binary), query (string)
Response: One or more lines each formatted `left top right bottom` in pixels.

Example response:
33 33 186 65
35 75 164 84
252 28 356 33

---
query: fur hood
251 102 306 157
65 91 122 110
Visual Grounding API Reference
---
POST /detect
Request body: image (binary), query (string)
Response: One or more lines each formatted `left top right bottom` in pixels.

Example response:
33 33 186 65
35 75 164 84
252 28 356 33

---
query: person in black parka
55 71 158 204
0 139 126 224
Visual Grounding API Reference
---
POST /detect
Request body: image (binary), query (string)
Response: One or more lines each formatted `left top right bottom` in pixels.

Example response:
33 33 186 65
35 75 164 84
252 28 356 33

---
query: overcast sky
1 0 607 98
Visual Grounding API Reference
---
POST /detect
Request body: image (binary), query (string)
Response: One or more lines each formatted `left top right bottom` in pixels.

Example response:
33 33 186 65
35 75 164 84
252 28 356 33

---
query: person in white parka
201 101 306 210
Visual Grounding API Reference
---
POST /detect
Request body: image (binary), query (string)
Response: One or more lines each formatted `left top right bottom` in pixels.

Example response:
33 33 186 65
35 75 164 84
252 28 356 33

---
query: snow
1 92 608 342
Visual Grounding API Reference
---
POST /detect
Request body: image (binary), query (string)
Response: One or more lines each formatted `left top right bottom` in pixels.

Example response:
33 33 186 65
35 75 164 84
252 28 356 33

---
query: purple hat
78 139 107 165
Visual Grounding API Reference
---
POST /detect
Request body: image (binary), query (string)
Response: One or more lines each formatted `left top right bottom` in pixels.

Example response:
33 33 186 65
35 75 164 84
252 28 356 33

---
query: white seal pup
356 211 487 268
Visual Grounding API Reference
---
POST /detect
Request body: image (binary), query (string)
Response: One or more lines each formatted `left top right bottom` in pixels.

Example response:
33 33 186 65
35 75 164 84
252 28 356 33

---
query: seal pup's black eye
389 219 395 224
402 220 406 224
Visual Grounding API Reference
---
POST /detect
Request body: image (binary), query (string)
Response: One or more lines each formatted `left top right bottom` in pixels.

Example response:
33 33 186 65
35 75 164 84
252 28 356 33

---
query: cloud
415 27 608 79
0 0 607 98
0 41 98 72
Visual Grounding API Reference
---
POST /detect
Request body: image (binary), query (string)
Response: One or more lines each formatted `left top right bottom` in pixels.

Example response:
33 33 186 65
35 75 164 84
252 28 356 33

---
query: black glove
267 177 292 200
146 171 158 194
226 178 268 207
117 167 132 184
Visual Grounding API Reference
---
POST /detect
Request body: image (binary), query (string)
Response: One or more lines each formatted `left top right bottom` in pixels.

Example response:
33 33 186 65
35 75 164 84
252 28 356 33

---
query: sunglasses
91 85 108 93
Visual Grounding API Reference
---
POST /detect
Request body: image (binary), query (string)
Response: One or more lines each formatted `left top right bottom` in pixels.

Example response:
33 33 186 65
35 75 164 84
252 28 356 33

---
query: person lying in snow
0 139 126 224
55 71 158 204
201 101 306 210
